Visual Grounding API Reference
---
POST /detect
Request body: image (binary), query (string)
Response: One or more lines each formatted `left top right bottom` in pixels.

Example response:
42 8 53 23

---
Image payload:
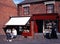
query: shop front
4 13 59 37
31 13 59 33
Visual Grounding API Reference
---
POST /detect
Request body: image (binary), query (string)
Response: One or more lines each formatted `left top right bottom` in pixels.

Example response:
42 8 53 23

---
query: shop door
36 20 43 33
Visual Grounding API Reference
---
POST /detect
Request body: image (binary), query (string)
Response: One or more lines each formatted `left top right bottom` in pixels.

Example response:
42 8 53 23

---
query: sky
13 0 24 4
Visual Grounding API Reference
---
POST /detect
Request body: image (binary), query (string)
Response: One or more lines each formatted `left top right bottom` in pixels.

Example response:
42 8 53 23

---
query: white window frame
44 1 55 5
22 4 30 7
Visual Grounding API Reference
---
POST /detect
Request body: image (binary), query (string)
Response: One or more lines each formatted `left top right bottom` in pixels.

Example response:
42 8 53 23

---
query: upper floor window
24 7 29 15
46 4 54 13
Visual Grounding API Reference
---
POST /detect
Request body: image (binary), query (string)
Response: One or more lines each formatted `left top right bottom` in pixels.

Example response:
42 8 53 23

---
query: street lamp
12 0 24 16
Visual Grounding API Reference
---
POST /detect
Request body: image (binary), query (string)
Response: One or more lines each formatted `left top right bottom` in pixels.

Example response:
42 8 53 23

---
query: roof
19 0 60 5
19 0 45 4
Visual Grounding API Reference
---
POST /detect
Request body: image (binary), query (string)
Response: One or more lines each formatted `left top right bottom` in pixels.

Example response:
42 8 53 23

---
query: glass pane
47 4 54 13
44 20 58 32
24 7 29 14
47 10 53 13
47 5 53 9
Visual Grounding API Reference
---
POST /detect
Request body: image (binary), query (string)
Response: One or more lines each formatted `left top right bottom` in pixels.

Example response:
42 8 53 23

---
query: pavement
0 33 60 44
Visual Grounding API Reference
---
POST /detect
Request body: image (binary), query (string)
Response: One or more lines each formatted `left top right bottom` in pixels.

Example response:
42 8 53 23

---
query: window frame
23 6 30 15
46 4 54 13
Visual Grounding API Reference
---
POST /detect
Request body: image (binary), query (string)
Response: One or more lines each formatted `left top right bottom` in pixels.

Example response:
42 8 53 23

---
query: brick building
1 0 60 37
0 0 17 35
17 0 60 36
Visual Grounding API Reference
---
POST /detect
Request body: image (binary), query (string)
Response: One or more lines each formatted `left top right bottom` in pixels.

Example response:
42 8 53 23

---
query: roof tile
20 0 45 4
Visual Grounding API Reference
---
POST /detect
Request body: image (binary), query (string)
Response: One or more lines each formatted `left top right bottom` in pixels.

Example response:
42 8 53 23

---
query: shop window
19 26 23 31
45 20 52 29
23 7 29 15
21 21 30 33
46 4 54 13
44 20 58 32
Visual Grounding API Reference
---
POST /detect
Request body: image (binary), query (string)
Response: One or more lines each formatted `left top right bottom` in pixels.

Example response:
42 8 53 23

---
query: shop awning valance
5 17 30 26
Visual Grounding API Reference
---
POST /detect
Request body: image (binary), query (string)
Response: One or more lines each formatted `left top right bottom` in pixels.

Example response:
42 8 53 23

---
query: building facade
18 0 60 36
0 0 60 36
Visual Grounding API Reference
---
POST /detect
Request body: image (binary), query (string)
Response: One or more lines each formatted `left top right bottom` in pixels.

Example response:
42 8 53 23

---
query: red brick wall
19 3 46 16
30 3 46 14
0 0 17 35
19 6 24 16
19 1 60 15
55 2 60 14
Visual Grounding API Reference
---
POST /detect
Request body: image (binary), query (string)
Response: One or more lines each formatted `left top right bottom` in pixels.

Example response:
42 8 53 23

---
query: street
0 34 60 44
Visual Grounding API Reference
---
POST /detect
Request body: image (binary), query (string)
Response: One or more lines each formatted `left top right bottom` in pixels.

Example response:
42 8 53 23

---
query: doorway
36 20 43 33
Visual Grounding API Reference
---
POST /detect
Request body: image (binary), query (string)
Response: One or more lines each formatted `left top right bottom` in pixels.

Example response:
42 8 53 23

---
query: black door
36 20 43 33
